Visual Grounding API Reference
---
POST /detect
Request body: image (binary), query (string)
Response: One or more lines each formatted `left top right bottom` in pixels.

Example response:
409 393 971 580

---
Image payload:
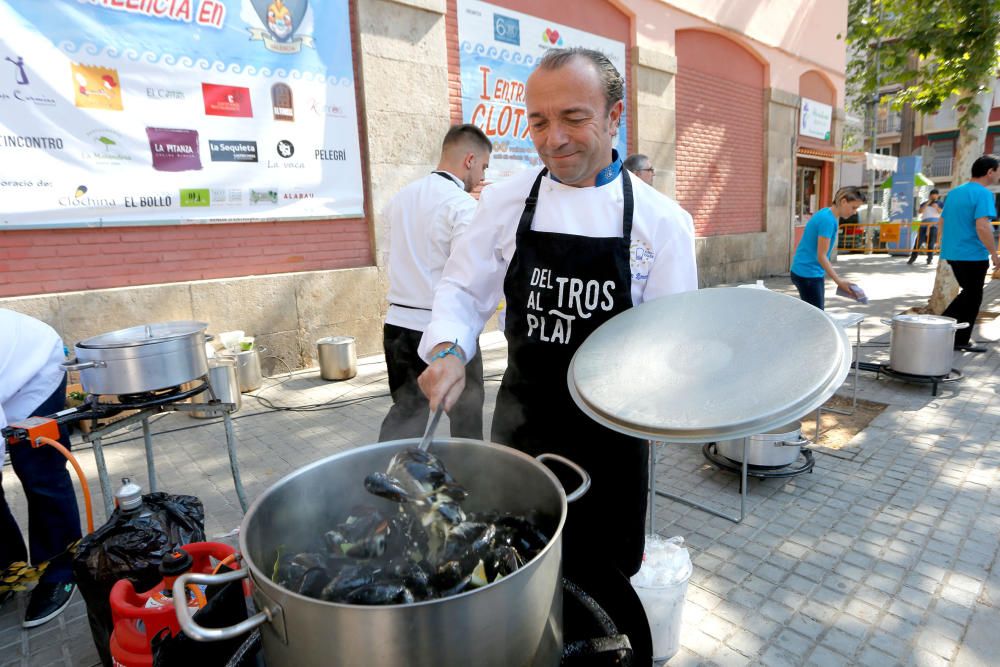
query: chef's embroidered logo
525 267 616 344
72 64 123 111
630 240 654 281
245 0 315 54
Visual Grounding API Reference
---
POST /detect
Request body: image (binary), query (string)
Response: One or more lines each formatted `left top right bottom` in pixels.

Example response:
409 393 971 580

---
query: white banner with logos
799 97 833 141
457 0 627 181
0 0 364 229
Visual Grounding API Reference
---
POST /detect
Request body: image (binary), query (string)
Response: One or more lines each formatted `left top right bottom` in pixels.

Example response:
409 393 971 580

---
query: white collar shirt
385 171 478 332
419 167 698 361
0 309 65 430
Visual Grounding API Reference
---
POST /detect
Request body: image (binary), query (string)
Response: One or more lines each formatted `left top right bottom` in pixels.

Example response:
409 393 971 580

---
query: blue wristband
431 341 465 363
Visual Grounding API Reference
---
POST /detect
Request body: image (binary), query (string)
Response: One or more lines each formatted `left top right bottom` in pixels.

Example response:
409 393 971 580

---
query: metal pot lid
77 321 208 349
568 288 851 443
889 314 958 329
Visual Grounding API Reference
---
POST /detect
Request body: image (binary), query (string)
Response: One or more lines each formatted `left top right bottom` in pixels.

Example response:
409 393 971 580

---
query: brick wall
0 0 373 299
675 30 765 238
0 220 371 296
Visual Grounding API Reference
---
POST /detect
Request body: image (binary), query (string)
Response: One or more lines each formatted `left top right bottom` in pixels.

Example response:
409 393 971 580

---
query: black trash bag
71 492 205 667
151 564 252 667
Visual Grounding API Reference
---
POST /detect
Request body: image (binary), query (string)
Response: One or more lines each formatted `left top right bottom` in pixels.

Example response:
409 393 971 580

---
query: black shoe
907 256 916 265
954 343 987 353
22 582 75 628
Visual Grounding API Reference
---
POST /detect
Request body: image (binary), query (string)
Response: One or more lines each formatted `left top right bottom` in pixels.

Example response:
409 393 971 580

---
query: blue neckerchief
549 149 622 187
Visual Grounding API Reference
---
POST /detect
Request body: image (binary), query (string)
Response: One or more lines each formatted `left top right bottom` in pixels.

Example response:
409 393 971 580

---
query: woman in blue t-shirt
790 187 866 309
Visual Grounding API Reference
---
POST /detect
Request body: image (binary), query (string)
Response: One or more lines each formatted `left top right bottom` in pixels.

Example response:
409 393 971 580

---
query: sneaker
22 582 75 629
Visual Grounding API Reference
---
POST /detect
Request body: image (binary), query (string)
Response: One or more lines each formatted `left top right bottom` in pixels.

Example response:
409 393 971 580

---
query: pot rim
239 437 569 610
889 314 959 330
77 321 208 349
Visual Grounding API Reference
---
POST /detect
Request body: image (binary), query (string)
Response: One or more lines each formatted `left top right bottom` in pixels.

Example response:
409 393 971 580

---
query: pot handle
953 322 970 330
879 318 894 326
535 453 591 503
173 569 273 642
61 359 106 372
780 437 811 447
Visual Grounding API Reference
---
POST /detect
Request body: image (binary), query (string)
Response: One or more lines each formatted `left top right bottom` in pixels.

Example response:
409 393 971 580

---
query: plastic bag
631 535 692 588
72 492 205 667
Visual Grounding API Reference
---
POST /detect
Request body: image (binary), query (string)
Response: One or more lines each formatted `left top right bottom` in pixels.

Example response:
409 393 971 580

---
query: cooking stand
76 381 248 519
814 313 865 437
646 438 749 531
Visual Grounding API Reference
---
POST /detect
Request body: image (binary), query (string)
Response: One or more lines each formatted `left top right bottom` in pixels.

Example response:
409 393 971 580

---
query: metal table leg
223 411 248 513
646 441 657 536
91 435 115 519
651 439 747 523
142 417 157 492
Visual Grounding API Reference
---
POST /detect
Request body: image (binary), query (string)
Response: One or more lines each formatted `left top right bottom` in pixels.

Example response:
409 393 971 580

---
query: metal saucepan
172 438 590 667
64 321 210 395
881 314 968 377
716 421 809 468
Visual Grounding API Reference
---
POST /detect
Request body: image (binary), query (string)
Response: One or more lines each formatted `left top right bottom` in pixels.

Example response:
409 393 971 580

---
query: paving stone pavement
2 254 999 666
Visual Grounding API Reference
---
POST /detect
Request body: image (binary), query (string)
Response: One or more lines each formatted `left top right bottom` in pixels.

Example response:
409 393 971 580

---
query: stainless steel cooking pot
172 438 589 667
881 314 968 377
64 321 210 395
716 421 809 468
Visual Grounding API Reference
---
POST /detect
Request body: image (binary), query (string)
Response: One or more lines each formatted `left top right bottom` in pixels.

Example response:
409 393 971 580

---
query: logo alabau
245 0 315 54
72 63 123 111
146 127 202 172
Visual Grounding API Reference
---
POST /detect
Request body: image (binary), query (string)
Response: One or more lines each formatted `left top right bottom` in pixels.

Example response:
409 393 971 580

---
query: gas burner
856 361 962 396
95 380 210 410
702 442 815 480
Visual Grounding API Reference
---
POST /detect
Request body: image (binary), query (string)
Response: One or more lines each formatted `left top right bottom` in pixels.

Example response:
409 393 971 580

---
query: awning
881 172 934 188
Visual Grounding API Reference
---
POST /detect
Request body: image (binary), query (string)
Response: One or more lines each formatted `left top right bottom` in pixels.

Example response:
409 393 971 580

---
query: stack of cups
630 535 693 662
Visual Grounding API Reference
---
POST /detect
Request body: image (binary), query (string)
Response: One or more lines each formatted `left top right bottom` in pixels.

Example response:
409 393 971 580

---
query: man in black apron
419 48 697 578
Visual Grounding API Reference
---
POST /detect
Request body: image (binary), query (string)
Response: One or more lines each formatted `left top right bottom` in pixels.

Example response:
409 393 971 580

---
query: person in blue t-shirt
790 186 866 309
939 154 1000 352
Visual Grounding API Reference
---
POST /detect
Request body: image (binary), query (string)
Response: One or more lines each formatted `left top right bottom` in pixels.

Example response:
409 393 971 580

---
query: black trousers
0 375 81 583
942 259 989 346
379 323 485 441
909 225 938 262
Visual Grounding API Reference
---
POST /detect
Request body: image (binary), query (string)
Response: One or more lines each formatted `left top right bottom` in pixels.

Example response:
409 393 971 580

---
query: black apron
491 168 648 577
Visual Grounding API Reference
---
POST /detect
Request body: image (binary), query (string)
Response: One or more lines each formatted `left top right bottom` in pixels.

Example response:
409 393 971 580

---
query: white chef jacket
419 167 698 361
0 309 65 430
385 170 478 332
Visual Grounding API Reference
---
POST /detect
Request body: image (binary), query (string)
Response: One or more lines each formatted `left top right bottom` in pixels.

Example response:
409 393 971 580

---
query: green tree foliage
843 0 1000 132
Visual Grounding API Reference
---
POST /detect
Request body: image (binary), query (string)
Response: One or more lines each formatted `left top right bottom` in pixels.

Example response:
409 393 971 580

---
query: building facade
0 0 848 369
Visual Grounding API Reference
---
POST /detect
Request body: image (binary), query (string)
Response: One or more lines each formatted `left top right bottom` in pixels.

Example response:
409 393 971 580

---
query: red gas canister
108 542 236 667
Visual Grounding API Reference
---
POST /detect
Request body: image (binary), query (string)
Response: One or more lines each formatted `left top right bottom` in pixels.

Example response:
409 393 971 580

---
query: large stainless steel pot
881 314 968 377
64 321 209 395
716 422 808 468
172 438 589 667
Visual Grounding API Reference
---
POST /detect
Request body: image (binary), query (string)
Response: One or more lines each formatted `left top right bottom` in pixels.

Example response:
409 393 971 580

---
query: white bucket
631 535 692 662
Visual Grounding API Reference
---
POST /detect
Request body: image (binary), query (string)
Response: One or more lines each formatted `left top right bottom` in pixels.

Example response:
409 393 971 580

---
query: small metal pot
189 357 241 418
716 422 808 468
64 321 210 396
219 347 265 393
172 438 589 667
881 314 968 377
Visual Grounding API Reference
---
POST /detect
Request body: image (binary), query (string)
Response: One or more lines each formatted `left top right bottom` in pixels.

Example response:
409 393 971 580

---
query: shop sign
800 97 832 141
